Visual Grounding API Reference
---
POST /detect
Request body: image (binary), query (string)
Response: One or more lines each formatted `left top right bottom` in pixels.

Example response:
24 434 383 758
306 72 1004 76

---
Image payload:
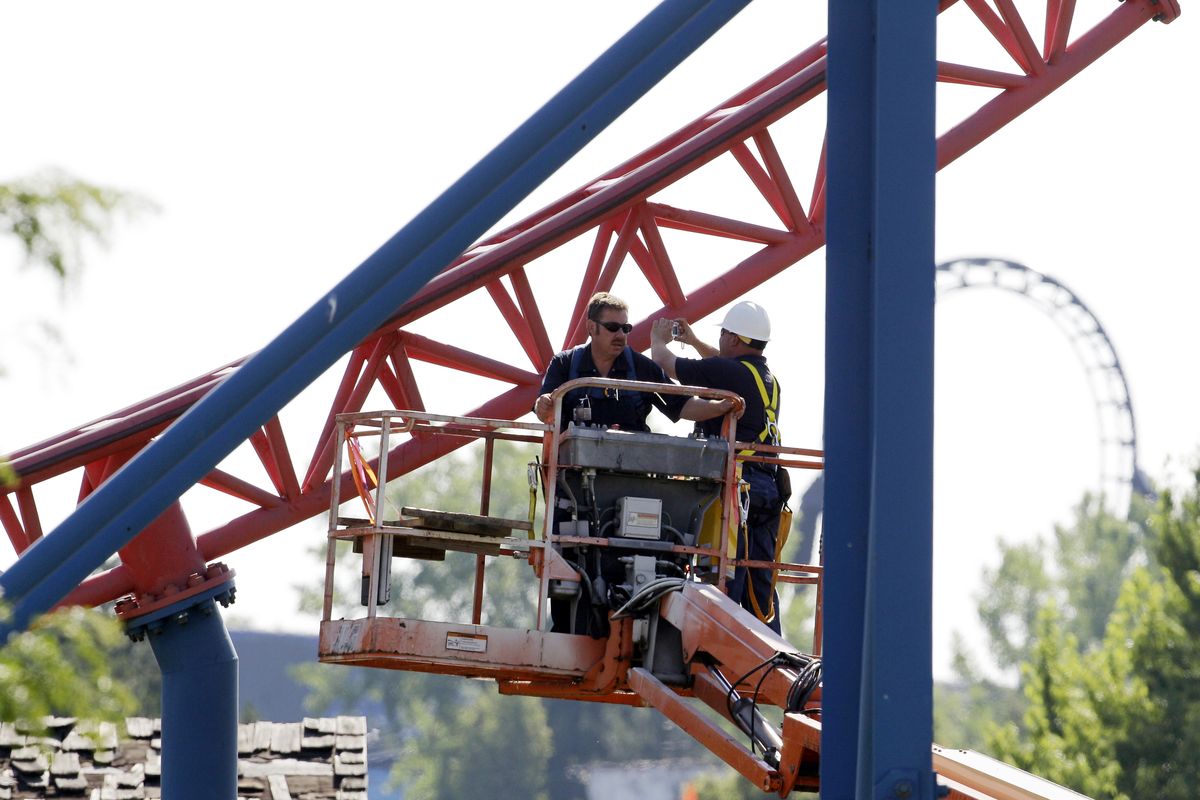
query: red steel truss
1 0 1180 606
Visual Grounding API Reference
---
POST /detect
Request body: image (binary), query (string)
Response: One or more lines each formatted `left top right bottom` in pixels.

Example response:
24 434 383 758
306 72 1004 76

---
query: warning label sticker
446 632 488 653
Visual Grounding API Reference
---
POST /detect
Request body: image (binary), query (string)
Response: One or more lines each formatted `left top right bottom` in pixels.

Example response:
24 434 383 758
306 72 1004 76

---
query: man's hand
672 318 696 346
650 318 679 379
534 393 555 424
651 317 674 346
668 317 719 358
714 397 744 419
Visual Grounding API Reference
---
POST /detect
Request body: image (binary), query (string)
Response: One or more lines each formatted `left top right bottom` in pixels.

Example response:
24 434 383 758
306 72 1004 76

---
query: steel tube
144 598 239 800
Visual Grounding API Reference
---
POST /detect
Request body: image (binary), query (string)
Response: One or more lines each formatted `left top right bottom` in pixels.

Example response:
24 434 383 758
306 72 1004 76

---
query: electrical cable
609 576 685 619
660 524 686 544
720 650 823 760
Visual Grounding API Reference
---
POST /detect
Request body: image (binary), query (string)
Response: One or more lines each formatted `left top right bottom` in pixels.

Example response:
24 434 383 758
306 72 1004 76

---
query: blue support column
0 0 752 637
823 2 937 799
126 579 239 799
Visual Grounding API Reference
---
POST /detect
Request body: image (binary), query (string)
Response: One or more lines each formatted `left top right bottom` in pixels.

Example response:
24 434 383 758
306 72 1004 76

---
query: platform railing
323 381 824 647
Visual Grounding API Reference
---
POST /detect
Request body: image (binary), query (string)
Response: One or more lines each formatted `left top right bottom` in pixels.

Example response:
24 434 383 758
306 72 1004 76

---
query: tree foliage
1 169 153 282
935 492 1152 751
976 468 1200 799
0 603 140 722
976 493 1150 673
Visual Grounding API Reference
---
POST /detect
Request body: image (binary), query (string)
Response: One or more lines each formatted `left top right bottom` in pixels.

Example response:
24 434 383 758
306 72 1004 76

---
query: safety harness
736 359 790 627
737 359 780 456
564 344 645 420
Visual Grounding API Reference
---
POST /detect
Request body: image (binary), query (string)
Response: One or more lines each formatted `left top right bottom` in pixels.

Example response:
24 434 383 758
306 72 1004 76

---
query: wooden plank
269 722 302 755
400 507 533 535
333 754 366 777
237 724 255 755
334 738 365 758
301 734 335 750
252 722 273 753
302 717 337 734
124 718 155 739
335 717 366 736
267 775 292 800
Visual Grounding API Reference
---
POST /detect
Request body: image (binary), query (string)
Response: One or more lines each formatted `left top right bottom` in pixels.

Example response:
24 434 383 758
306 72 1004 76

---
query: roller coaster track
792 255 1151 568
1 0 1180 609
937 256 1152 516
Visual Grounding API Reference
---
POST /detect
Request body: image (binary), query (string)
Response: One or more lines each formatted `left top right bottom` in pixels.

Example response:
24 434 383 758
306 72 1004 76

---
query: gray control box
558 426 727 480
617 496 663 539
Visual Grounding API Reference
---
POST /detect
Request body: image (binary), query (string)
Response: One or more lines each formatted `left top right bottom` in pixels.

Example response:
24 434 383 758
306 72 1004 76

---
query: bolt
174 611 189 626
893 779 914 799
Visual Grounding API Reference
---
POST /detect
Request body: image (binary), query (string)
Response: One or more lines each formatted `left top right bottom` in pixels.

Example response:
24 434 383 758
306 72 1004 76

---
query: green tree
1112 471 1200 798
976 494 1150 673
933 633 1025 750
0 603 140 722
934 492 1152 750
1 168 151 282
400 690 551 800
987 602 1126 798
981 466 1200 799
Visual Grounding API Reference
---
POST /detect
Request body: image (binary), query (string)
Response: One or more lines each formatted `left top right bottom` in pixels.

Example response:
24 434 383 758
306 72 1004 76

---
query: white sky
2 1 1197 683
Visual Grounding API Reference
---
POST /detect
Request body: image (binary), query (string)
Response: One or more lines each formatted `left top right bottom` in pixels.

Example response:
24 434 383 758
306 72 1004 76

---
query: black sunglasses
596 321 633 334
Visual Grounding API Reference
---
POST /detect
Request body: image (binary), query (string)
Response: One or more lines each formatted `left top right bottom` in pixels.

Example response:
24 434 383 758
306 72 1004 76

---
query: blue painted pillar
823 2 937 799
126 579 239 799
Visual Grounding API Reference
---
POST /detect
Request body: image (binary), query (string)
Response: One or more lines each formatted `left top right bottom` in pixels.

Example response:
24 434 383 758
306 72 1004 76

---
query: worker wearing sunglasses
534 292 732 431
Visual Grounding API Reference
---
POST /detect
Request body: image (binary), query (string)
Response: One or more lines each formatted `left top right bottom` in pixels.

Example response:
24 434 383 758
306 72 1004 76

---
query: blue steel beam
0 0 752 637
823 2 936 799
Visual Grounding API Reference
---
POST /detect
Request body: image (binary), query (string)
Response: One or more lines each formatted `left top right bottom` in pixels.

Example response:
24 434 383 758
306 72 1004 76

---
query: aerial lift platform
318 379 1084 799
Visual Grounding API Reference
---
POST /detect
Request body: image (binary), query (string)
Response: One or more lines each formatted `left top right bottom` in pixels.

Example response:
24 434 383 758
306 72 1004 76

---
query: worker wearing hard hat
651 301 788 633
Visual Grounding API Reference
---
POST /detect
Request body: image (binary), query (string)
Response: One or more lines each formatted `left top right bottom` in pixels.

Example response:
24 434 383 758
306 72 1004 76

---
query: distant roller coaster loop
935 257 1150 518
794 257 1148 566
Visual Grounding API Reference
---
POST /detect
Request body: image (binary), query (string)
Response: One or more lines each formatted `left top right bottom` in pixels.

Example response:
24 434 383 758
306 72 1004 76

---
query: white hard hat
720 301 771 342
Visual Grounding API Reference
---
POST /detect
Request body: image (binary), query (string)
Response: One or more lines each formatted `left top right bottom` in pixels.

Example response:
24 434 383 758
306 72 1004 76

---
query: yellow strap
737 360 780 457
744 507 793 626
736 363 785 626
346 433 379 524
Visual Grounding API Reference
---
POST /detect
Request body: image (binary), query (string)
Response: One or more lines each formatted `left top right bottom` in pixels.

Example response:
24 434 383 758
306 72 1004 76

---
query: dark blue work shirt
538 345 687 431
674 354 779 446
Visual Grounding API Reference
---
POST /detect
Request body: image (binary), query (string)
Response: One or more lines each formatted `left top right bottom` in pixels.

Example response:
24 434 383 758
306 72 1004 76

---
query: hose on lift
720 651 823 765
609 577 686 619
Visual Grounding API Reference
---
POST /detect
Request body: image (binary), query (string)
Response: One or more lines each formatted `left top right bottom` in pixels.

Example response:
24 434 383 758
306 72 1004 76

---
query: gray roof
0 716 367 799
